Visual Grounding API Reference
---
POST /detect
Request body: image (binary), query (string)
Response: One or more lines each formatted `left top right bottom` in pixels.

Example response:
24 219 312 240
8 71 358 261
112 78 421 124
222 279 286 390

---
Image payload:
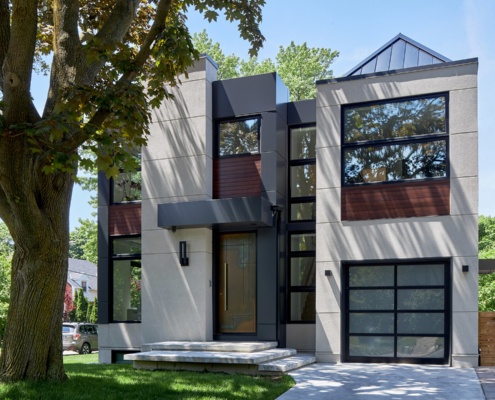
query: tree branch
43 0 83 117
0 0 10 92
2 0 40 124
79 0 141 86
55 0 174 153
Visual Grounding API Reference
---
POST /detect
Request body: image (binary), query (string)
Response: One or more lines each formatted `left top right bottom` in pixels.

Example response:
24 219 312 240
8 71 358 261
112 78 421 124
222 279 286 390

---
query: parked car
62 323 98 354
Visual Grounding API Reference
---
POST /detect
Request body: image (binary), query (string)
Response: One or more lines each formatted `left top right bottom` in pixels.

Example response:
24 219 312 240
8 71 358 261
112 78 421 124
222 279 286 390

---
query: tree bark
0 138 74 381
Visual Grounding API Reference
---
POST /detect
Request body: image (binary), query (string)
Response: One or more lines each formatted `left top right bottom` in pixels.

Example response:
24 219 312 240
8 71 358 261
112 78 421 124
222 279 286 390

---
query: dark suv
62 323 98 354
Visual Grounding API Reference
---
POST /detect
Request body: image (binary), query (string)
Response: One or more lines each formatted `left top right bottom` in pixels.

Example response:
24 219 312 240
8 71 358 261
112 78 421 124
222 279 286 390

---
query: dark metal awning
157 196 273 229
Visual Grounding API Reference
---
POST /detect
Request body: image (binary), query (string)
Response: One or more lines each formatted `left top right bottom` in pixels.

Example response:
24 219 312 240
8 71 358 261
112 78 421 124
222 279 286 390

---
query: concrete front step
258 354 316 373
124 341 316 376
125 348 296 365
141 341 278 353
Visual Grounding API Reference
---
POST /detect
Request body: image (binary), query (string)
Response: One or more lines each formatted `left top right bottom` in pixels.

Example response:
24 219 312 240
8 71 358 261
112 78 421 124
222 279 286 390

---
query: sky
30 0 494 229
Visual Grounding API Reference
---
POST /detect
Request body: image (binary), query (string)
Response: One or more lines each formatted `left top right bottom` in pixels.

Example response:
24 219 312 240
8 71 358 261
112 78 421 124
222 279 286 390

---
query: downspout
271 205 283 347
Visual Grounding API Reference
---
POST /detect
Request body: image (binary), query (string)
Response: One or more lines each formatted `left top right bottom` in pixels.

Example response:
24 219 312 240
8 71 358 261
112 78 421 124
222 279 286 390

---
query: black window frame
216 115 261 158
287 231 316 323
341 93 449 187
342 259 451 365
110 234 142 323
289 124 316 223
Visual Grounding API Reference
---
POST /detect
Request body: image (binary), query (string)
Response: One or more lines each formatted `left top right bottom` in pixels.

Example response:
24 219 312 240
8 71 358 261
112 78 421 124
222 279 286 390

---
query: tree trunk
0 142 74 381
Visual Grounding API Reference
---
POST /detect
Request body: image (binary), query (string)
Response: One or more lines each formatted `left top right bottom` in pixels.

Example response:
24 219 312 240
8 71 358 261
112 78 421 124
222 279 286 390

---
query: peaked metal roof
345 33 451 77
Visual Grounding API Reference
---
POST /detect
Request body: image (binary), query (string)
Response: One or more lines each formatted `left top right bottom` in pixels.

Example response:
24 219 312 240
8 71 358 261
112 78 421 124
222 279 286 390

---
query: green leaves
192 32 339 101
479 273 495 311
480 215 495 259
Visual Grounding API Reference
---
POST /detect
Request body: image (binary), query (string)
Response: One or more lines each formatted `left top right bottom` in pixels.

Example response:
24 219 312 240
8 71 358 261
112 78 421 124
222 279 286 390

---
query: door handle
224 263 228 311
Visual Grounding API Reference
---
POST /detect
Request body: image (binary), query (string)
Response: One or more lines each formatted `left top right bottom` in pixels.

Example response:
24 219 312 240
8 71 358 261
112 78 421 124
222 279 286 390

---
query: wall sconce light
325 270 333 277
462 265 469 273
179 241 189 266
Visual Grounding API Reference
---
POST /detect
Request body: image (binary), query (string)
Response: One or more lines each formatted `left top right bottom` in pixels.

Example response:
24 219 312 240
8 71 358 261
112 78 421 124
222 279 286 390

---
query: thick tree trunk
0 143 74 382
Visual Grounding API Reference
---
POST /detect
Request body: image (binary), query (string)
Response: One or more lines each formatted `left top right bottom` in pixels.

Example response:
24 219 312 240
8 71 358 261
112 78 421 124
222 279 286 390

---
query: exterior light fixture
462 265 469 272
325 270 333 277
179 241 189 266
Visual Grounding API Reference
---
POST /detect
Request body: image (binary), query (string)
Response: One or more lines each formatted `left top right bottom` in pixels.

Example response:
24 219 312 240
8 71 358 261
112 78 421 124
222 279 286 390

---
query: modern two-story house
97 34 479 367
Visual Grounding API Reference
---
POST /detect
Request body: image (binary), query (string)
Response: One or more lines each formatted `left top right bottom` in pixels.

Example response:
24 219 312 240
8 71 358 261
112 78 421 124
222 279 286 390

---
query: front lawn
0 354 294 400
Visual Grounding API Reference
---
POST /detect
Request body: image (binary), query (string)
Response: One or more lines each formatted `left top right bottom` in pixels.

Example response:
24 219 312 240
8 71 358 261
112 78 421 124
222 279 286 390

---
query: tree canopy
192 30 339 101
0 0 265 382
480 215 495 259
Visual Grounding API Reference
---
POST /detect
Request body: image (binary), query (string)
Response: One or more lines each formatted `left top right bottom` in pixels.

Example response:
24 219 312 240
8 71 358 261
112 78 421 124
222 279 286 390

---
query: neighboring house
97 34 479 367
67 258 98 303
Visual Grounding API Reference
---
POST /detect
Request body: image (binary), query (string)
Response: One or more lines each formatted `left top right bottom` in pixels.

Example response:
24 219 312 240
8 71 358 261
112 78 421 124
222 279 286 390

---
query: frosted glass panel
397 289 444 310
397 313 444 334
349 289 394 310
397 264 444 286
349 313 394 334
349 265 394 287
349 336 394 357
397 337 444 358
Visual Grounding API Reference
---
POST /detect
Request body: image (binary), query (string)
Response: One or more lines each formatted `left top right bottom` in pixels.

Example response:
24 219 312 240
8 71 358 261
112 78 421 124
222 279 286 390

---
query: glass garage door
343 261 450 364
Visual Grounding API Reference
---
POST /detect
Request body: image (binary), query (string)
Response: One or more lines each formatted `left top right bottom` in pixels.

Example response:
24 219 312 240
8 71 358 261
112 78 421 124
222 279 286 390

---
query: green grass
0 354 294 399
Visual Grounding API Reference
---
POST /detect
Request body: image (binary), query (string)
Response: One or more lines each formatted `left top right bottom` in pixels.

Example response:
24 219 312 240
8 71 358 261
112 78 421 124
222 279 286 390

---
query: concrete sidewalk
277 363 485 399
477 368 495 399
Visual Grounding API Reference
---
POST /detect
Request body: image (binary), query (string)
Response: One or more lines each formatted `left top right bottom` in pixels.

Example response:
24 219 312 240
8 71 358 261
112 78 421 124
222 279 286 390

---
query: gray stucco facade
98 36 479 367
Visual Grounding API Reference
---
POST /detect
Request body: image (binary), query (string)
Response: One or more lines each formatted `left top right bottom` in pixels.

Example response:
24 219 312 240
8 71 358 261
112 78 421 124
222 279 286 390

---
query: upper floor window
111 150 142 204
289 125 316 221
218 117 260 157
112 170 142 203
342 94 448 185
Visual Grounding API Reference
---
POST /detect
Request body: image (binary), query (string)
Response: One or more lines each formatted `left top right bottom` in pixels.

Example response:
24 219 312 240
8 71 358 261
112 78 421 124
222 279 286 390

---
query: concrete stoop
124 341 316 376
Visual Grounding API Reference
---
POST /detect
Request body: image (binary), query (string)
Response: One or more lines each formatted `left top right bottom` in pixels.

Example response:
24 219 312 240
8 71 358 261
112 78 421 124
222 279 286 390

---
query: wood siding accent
342 180 450 221
214 154 261 199
109 203 141 235
480 312 495 366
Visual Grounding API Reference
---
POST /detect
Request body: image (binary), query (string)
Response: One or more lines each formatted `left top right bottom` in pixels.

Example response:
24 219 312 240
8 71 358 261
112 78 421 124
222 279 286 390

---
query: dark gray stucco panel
157 197 273 229
287 100 316 126
213 73 279 118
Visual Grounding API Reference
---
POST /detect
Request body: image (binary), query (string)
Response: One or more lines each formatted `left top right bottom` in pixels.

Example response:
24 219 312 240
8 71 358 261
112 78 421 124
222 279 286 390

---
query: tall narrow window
288 233 316 322
342 94 448 185
111 236 141 322
218 117 260 157
289 125 316 221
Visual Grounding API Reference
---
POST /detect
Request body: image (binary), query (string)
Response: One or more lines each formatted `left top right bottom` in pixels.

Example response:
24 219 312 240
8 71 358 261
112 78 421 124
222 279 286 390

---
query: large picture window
111 236 141 322
342 94 448 185
218 117 260 157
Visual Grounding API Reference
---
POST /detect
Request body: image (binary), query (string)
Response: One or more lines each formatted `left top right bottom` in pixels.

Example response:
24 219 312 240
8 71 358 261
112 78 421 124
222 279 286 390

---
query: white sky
29 0 495 228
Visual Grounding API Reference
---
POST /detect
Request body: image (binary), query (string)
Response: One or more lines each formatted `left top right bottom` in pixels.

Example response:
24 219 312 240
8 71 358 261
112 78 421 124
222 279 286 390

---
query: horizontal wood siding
480 312 495 366
342 180 450 221
214 154 261 199
109 203 141 235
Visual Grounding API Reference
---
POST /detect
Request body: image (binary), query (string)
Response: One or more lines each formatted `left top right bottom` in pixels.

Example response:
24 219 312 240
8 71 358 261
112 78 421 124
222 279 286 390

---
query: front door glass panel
217 233 256 333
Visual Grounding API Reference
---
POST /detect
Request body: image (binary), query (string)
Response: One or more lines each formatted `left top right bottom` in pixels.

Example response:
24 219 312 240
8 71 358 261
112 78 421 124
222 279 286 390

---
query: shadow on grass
0 356 294 400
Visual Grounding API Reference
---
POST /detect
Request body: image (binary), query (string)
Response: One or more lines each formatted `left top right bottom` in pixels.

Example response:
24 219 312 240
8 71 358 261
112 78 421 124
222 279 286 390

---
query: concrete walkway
277 363 485 399
477 368 495 399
